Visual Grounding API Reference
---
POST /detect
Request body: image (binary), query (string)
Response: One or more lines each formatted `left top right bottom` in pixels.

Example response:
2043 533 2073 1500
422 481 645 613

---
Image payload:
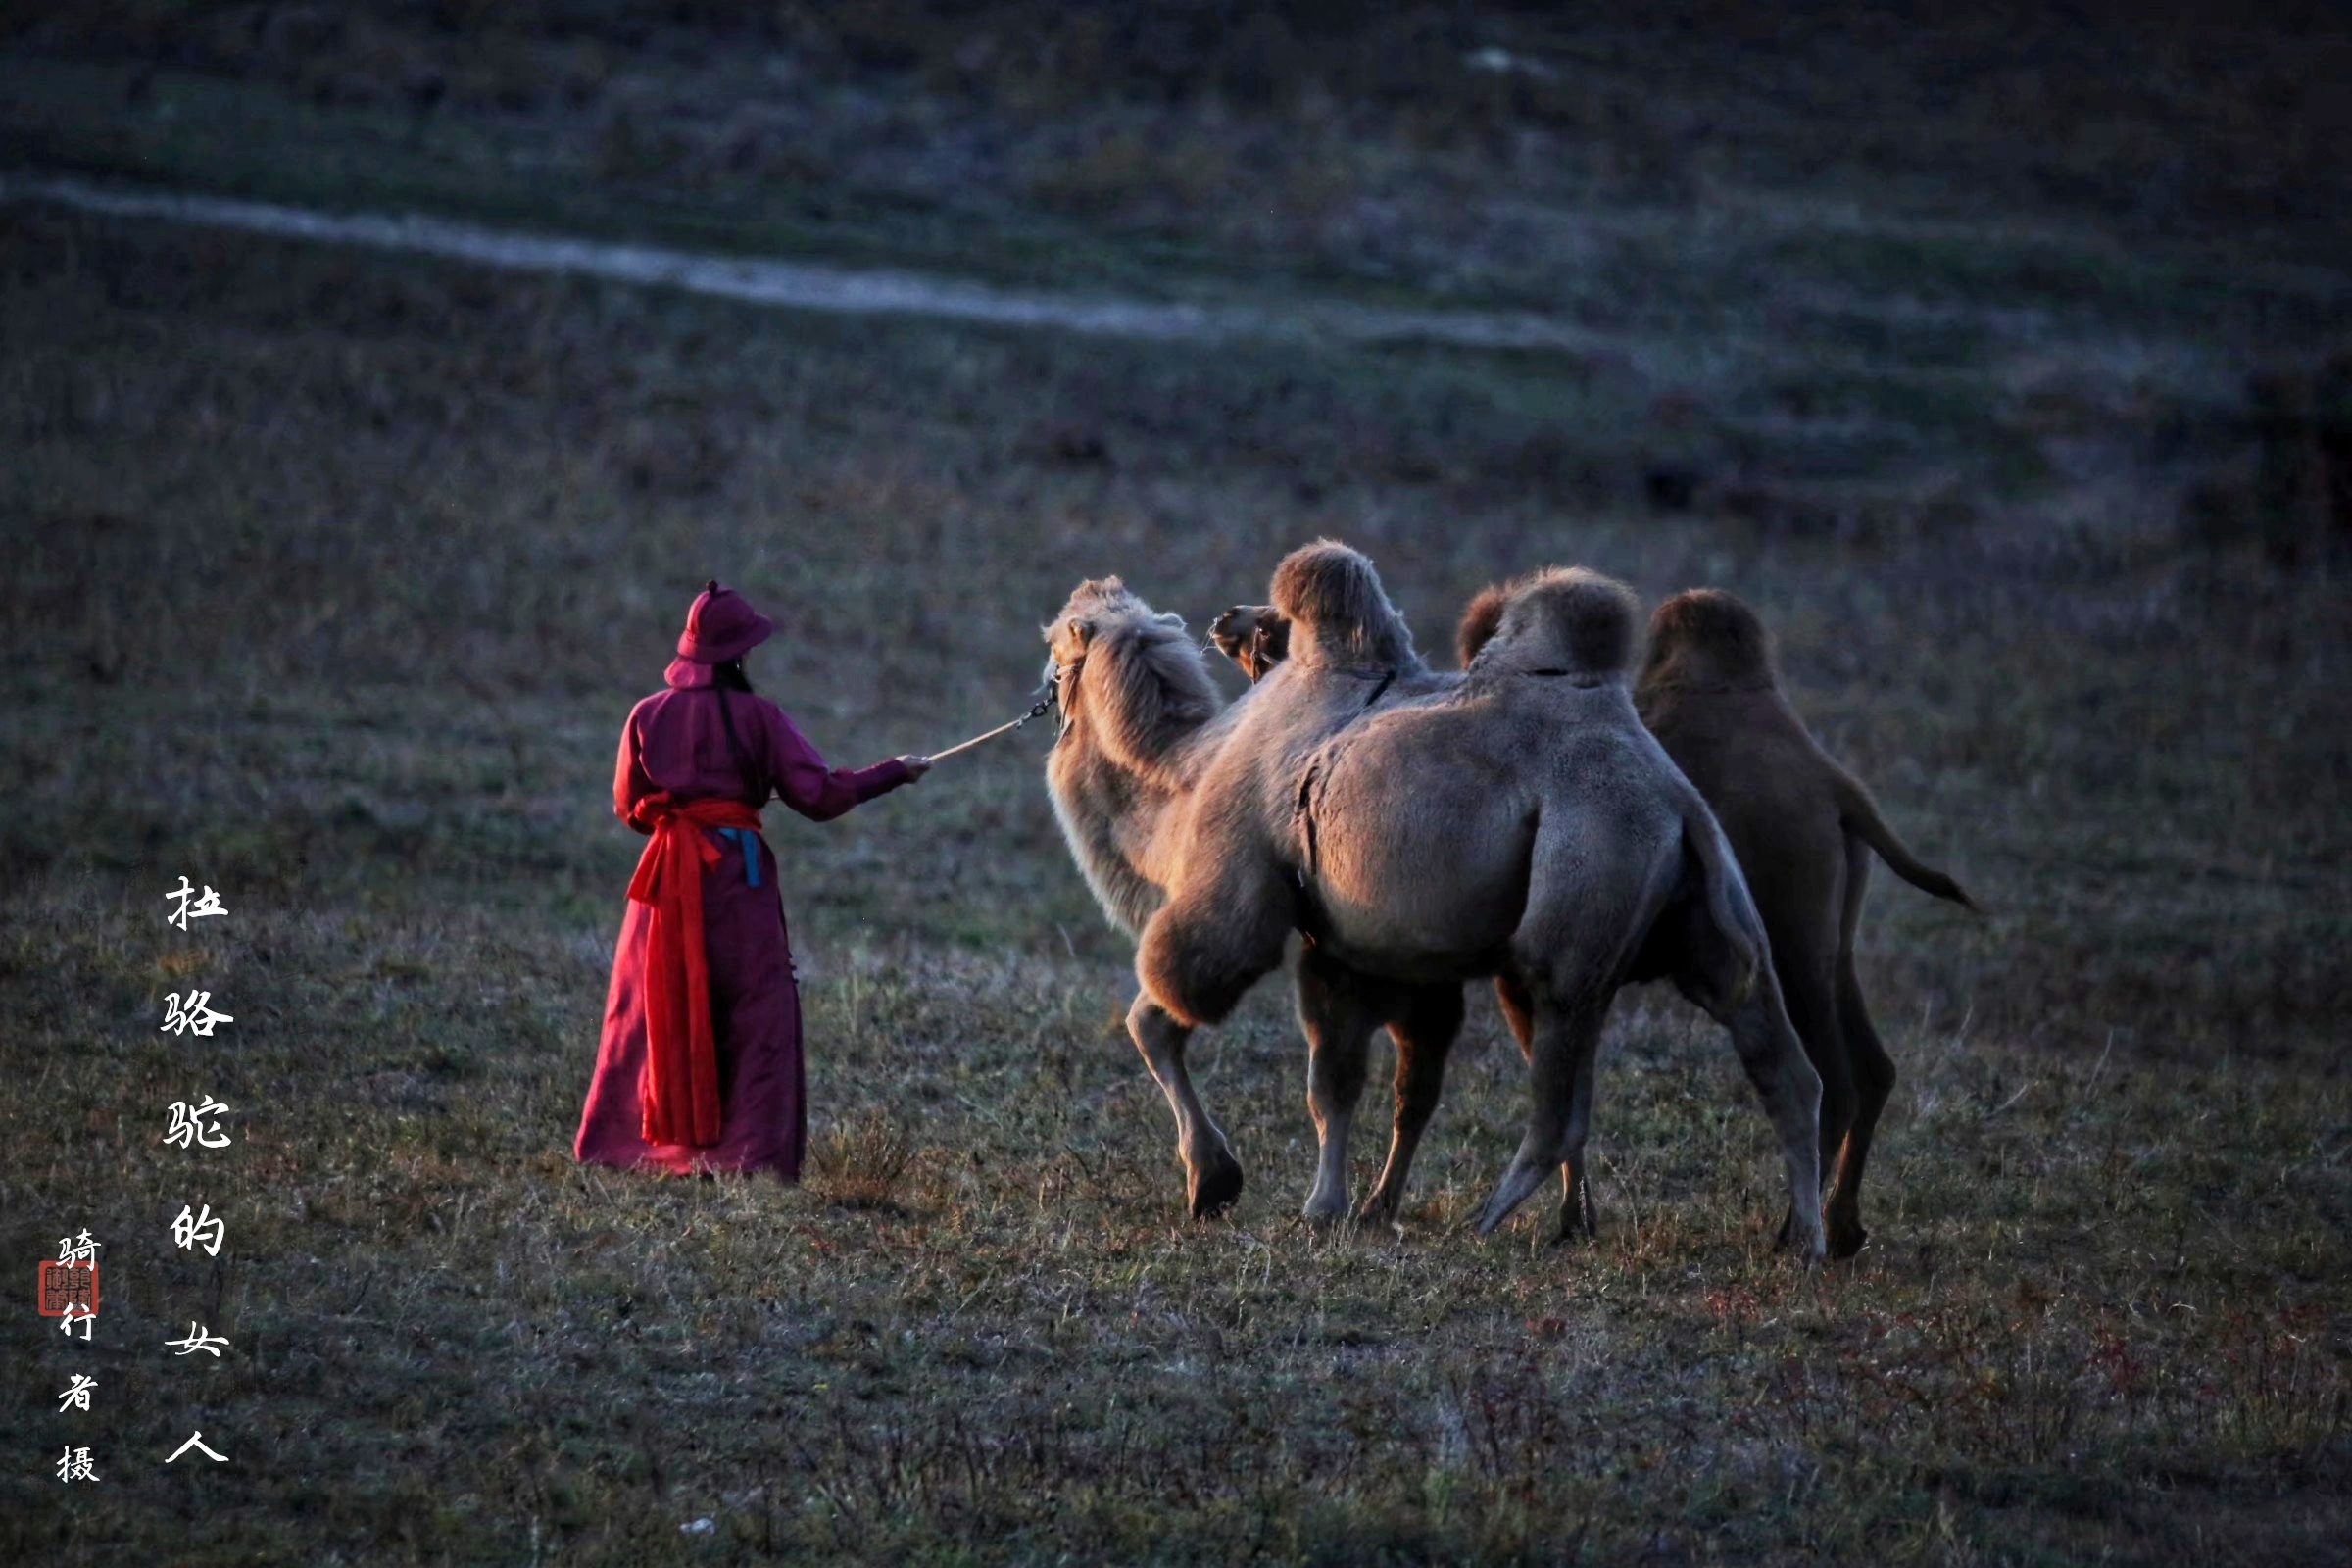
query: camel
1047 544 1825 1252
1211 580 1978 1258
1627 588 1980 1255
1210 602 1291 682
1042 550 1453 1221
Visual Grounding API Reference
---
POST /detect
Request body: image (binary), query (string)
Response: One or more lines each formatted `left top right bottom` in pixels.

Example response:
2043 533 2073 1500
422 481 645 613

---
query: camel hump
1268 540 1419 669
1640 588 1776 691
1475 566 1642 678
1454 581 1511 667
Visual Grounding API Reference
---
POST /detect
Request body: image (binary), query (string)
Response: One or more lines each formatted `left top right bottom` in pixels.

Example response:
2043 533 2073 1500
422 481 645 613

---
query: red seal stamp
37 1260 98 1317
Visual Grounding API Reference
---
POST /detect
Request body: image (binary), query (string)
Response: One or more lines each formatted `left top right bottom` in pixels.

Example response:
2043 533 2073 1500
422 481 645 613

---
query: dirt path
3 172 1619 357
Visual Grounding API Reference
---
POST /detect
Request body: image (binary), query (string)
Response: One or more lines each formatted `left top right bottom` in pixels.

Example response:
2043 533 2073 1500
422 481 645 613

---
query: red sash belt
626 793 763 1148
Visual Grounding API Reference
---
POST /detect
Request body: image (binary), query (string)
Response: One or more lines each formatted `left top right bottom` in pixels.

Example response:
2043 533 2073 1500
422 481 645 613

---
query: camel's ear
1068 616 1096 645
1153 611 1187 632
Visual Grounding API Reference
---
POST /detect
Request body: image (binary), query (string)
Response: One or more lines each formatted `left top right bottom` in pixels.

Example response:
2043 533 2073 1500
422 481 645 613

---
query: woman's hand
898 755 934 780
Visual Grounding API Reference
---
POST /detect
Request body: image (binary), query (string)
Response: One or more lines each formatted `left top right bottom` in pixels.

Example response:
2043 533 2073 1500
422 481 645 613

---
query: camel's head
1638 589 1777 695
1043 575 1129 686
1042 577 1217 749
1266 539 1419 670
1470 567 1642 683
1208 603 1291 683
1044 573 1188 662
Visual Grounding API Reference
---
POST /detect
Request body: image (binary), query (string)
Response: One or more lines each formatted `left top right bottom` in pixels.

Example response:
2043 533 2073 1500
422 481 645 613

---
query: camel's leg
1128 864 1295 1220
1357 981 1466 1224
1126 994 1245 1219
1497 973 1595 1235
1555 1000 1604 1244
1496 970 1595 1241
1824 948 1896 1259
1295 949 1381 1224
1732 983 1826 1260
1475 993 1612 1238
1494 972 1535 1064
1138 860 1295 1028
1776 955 1850 1218
1479 858 1655 1241
1677 945 1825 1260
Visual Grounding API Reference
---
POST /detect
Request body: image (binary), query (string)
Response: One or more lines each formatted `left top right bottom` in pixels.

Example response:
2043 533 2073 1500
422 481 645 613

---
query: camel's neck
1043 638 1225 938
1046 738 1177 938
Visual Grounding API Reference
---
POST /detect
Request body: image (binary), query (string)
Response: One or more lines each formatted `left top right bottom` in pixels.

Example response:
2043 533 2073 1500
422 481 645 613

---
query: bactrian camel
1044 543 1826 1253
1212 578 1979 1257
1626 588 1980 1255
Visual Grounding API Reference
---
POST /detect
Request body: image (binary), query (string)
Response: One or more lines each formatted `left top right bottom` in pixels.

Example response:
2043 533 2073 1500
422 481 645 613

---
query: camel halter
927 675 1059 761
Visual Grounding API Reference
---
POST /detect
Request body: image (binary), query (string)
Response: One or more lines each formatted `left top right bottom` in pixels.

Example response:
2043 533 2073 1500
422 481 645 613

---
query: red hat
672 578 773 667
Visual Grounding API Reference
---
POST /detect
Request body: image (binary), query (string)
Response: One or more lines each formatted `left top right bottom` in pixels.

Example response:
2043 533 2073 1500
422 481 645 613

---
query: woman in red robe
574 580 929 1180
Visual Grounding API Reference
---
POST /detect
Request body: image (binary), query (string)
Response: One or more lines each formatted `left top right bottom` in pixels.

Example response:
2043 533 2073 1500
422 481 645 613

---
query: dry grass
1 11 2349 1559
808 1109 920 1213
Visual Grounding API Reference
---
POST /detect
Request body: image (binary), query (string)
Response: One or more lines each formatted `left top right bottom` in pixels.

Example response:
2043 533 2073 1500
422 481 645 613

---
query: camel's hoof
1826 1219 1870 1261
1775 1203 1831 1262
1473 1197 1522 1237
1551 1172 1599 1244
1352 1192 1401 1227
1300 1193 1348 1227
1189 1154 1245 1219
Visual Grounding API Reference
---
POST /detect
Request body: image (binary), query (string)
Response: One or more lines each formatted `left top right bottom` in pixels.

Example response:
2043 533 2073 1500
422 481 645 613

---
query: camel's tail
1683 809 1762 1004
1833 774 1981 911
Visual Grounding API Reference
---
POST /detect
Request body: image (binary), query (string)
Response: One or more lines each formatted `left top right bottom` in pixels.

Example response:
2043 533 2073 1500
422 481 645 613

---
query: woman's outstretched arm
764 705 923 821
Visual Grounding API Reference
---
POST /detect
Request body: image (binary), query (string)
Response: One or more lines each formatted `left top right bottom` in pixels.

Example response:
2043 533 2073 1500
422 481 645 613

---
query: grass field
4 6 2350 1563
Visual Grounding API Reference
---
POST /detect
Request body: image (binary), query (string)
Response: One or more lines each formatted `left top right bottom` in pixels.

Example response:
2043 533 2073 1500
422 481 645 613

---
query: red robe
573 662 910 1178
